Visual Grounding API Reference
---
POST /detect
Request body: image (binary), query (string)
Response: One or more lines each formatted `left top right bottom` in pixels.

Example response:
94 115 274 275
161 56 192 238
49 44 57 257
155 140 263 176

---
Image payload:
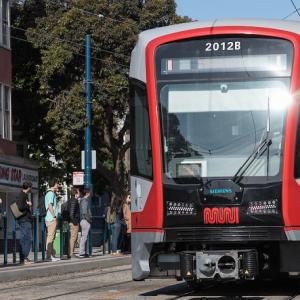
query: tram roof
129 18 300 83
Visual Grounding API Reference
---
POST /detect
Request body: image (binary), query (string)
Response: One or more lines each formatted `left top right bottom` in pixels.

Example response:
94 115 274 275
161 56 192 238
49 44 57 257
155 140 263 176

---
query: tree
12 0 189 196
11 0 66 184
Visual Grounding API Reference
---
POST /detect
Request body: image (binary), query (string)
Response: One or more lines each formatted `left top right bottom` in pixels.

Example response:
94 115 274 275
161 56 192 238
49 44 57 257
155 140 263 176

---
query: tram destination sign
159 37 293 76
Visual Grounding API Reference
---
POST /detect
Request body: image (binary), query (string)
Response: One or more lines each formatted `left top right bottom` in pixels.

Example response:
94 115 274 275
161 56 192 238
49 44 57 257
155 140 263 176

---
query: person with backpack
78 188 92 258
16 182 33 264
45 179 60 262
68 187 80 258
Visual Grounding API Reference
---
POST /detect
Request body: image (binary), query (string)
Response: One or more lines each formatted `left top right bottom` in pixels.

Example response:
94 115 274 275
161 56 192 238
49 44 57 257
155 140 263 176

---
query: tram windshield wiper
232 137 272 184
233 97 272 184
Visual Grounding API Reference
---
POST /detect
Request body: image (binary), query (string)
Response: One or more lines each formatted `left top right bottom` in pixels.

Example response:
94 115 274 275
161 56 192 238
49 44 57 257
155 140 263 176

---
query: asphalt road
1 265 300 300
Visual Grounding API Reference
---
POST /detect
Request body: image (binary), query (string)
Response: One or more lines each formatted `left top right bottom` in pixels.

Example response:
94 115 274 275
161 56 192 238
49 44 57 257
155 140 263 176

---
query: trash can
53 230 60 256
91 216 106 247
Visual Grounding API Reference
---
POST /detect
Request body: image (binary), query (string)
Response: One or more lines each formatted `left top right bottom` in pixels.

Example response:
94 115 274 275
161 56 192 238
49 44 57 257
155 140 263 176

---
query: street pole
84 34 92 191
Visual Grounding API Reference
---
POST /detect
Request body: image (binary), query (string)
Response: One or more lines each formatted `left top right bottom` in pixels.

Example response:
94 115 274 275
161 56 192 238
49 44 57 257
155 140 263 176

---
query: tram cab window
294 110 300 179
130 83 153 179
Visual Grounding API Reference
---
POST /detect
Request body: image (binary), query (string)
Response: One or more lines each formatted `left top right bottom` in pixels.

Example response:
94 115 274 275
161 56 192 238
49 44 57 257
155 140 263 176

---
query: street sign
73 171 84 186
81 150 96 170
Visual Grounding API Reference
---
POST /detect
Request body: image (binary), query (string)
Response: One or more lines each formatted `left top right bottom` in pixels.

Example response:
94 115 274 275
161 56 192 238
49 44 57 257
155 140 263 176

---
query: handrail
0 211 113 266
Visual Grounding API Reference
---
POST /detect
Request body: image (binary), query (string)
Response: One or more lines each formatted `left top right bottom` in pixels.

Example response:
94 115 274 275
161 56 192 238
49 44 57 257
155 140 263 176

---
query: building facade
0 0 39 251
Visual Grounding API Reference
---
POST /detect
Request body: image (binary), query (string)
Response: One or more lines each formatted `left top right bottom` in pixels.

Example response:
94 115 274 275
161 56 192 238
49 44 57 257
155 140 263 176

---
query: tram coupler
194 249 258 280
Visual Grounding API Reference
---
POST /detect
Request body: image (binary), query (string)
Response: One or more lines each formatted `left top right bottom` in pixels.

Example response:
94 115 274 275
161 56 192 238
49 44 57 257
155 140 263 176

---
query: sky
175 0 300 21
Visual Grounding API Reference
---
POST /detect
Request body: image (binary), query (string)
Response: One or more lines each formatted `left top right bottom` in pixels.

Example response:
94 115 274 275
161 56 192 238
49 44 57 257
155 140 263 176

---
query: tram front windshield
156 37 293 183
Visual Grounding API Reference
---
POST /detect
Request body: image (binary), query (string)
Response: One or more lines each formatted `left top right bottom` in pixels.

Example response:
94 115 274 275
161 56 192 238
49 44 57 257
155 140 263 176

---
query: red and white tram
129 19 300 283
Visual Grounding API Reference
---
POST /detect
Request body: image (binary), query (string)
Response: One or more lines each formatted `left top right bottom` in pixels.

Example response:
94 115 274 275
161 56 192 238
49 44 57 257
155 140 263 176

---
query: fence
0 212 112 266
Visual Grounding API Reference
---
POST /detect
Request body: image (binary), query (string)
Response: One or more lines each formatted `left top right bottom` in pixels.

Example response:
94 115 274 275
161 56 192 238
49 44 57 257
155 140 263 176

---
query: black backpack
61 200 70 222
38 190 51 218
38 196 46 218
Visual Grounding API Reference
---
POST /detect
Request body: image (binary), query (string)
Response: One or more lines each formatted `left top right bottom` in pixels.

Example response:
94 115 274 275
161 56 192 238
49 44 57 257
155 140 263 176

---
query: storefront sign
0 163 38 189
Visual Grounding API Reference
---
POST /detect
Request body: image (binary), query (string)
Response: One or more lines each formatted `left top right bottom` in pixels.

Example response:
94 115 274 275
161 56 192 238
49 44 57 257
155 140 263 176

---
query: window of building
3 85 10 139
1 0 9 47
0 84 11 140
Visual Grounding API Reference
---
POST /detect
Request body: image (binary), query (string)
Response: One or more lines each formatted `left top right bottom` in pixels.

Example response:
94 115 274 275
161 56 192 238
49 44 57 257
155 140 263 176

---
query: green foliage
12 0 190 195
11 0 52 158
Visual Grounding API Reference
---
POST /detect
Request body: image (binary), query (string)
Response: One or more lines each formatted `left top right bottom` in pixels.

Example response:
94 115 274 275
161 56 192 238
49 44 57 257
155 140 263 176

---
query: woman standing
122 193 131 253
108 193 123 256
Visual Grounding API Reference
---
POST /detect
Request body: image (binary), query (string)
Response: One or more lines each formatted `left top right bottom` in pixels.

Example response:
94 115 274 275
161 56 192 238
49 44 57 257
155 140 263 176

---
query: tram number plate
205 41 241 52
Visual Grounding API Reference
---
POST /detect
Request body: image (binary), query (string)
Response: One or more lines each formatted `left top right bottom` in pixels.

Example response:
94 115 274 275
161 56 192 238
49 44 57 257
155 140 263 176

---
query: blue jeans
111 222 121 253
19 222 32 261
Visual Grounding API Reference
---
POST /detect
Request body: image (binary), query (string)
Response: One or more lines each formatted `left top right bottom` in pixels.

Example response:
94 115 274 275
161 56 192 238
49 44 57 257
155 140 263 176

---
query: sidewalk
0 248 131 282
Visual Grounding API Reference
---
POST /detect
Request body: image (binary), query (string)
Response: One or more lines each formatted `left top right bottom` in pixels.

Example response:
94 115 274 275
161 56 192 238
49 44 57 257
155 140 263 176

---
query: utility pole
84 34 92 191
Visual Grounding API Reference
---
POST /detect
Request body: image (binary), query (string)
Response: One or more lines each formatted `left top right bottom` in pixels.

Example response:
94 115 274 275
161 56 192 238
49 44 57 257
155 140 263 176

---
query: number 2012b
205 41 241 52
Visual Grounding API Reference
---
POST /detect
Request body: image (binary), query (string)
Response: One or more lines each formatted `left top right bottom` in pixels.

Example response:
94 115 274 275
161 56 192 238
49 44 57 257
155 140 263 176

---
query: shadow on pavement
142 278 300 299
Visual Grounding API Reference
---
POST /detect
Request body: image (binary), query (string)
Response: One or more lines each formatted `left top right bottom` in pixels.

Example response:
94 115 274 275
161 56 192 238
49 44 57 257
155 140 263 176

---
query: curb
0 255 131 282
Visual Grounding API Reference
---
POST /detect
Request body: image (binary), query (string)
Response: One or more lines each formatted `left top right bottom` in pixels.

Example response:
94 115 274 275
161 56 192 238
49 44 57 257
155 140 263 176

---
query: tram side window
130 84 153 178
295 111 300 178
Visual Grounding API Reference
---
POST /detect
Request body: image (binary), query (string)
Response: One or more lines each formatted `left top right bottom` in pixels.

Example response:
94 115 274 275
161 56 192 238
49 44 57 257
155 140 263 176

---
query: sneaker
24 258 33 265
45 257 53 262
77 254 86 258
50 256 60 262
111 252 123 256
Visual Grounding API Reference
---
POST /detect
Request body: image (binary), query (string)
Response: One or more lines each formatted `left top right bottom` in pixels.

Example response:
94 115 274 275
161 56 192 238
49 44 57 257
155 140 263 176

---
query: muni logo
208 188 233 194
204 207 239 224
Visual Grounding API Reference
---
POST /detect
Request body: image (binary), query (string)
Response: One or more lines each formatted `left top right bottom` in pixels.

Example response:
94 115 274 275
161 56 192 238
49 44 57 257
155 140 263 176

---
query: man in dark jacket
68 187 80 258
16 182 33 264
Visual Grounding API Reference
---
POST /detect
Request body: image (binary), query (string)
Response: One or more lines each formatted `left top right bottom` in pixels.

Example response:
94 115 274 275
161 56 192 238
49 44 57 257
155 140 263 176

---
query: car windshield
159 79 290 182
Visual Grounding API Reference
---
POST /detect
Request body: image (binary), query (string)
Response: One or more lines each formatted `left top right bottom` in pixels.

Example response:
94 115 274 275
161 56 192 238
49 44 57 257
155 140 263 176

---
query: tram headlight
269 91 292 111
166 201 196 216
247 199 279 215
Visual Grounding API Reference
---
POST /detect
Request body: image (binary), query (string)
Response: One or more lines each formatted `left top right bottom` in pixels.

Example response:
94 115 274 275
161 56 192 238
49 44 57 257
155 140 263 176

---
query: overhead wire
49 0 300 25
290 0 300 17
10 34 129 90
10 34 129 70
10 25 131 59
11 1 133 90
282 8 300 19
10 28 129 69
93 81 128 91
284 0 300 18
10 1 131 119
44 0 132 26
11 35 127 91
